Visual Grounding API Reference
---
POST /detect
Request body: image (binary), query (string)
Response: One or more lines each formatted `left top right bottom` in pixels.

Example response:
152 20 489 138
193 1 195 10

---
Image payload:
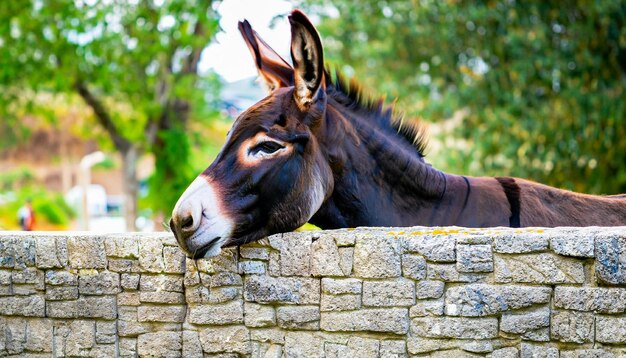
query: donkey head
170 10 333 258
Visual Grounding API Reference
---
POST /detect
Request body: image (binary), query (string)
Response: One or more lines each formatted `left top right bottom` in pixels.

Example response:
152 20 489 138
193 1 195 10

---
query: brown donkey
170 10 626 259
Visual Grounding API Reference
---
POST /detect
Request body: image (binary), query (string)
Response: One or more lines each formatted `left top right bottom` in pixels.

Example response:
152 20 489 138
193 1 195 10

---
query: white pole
79 151 106 230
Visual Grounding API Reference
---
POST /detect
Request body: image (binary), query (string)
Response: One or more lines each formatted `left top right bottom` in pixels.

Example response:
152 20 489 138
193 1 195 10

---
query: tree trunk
121 146 138 231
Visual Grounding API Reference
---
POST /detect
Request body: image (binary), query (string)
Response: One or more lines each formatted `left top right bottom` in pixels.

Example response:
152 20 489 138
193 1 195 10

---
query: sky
199 0 294 83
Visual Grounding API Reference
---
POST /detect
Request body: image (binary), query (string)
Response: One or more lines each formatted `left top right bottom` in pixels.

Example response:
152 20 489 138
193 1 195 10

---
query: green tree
301 0 626 195
0 0 222 228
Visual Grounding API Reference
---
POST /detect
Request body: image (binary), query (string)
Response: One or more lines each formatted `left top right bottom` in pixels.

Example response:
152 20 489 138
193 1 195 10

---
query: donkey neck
310 97 450 228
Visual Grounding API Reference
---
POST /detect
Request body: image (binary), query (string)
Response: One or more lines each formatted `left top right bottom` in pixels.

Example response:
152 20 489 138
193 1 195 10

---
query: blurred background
0 0 624 232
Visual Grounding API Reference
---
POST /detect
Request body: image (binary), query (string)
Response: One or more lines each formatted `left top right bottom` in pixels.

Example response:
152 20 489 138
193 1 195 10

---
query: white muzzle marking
172 176 234 258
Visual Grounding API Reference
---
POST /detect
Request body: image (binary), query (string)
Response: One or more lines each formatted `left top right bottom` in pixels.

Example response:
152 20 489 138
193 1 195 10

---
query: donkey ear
238 20 294 92
289 10 325 109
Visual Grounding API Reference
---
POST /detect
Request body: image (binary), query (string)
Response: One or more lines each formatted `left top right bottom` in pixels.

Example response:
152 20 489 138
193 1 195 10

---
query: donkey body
170 10 626 259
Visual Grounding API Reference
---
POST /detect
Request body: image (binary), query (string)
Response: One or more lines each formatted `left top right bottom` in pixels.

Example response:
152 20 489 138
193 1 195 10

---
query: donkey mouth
191 236 222 259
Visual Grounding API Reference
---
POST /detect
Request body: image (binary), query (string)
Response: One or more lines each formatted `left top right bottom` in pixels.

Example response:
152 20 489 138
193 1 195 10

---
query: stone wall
1 227 626 357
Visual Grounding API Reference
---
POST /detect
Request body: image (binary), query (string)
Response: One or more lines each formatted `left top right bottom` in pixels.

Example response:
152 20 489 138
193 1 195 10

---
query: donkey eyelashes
250 141 285 156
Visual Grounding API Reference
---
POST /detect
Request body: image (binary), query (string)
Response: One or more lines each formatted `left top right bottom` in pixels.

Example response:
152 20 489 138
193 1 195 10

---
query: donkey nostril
181 215 194 231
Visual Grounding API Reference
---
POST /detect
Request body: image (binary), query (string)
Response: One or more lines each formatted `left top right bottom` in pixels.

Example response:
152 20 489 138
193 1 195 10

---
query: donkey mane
325 68 429 157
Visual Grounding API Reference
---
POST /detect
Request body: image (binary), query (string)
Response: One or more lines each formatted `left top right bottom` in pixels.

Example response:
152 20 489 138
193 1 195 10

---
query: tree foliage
0 0 223 224
302 0 626 194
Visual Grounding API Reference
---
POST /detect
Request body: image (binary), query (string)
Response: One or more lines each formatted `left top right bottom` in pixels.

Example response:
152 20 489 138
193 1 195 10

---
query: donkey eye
250 141 285 156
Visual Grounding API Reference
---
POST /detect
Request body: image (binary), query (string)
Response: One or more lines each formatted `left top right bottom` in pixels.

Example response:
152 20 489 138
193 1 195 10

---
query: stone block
362 277 415 307
46 286 79 301
0 295 45 317
489 347 519 358
347 336 380 356
57 320 96 357
209 286 241 304
12 267 44 289
182 331 203 358
520 343 559 358
256 343 283 358
138 305 186 323
188 300 244 325
595 316 626 344
550 234 594 257
163 246 186 274
210 272 243 287
277 305 320 330
0 269 10 285
0 237 16 268
494 232 548 253
244 275 320 304
185 285 210 304
338 247 354 276
184 259 201 287
199 326 250 355
276 232 311 276
284 332 325 357
268 250 280 276
46 296 116 319
321 308 409 334
139 291 185 304
249 327 285 344
121 273 140 290
35 237 66 268
68 236 107 269
560 349 618 358
427 263 485 282
138 238 164 273
416 280 445 299
500 307 550 341
119 338 137 357
117 292 141 306
311 236 344 276
401 254 427 280
334 232 356 246
380 340 407 357
240 246 270 260
457 244 493 272
14 237 36 268
196 248 238 274
595 232 626 285
138 332 181 358
321 293 361 311
25 319 53 353
406 335 458 354
96 321 117 344
550 310 594 343
353 235 401 278
239 260 266 274
325 342 349 358
140 274 183 292
402 234 456 262
108 258 141 273
494 253 584 284
104 236 139 258
45 270 77 286
321 277 361 295
461 340 497 354
411 317 499 339
409 298 445 317
4 317 27 354
554 287 626 313
445 284 551 316
79 270 120 295
244 302 275 327
117 307 149 337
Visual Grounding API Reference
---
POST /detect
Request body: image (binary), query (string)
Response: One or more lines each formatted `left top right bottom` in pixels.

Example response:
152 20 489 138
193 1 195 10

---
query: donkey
170 10 626 259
